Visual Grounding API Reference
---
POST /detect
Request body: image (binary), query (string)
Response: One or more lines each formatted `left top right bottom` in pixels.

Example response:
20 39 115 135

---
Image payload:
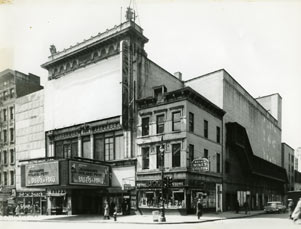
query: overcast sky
0 0 300 149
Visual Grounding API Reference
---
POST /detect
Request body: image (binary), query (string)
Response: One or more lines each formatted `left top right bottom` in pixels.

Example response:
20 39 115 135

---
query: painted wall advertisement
69 161 109 186
192 158 210 172
25 161 59 186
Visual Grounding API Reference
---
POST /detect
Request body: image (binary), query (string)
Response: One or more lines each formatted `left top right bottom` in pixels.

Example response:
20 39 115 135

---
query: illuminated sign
192 158 210 172
25 161 59 186
69 161 109 186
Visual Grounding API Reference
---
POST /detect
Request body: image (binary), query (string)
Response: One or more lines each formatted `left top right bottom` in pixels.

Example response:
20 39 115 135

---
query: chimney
174 72 182 81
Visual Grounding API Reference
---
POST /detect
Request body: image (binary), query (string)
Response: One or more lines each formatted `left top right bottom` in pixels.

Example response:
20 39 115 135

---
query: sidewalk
0 210 265 224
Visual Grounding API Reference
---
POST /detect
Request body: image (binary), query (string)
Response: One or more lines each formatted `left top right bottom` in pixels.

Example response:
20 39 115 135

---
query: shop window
189 112 194 132
204 149 208 159
142 147 149 169
216 153 221 173
105 137 114 161
4 172 7 185
204 120 208 138
172 143 181 167
10 149 14 164
216 126 220 143
189 144 194 167
172 111 181 131
94 134 105 161
156 114 164 134
172 191 185 208
156 145 164 169
142 117 149 136
10 171 14 185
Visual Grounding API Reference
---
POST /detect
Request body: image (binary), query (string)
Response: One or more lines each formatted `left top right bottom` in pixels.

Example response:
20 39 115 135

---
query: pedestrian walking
292 198 301 223
288 199 294 219
196 199 203 219
104 202 110 220
15 205 20 217
243 201 249 214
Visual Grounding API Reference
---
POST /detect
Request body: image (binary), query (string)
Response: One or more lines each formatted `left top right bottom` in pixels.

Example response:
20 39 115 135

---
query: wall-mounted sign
25 161 59 187
69 161 109 186
192 158 210 172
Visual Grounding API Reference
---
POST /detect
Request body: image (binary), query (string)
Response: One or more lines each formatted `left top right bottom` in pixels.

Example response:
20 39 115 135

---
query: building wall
295 147 301 172
186 69 282 166
281 143 295 191
15 90 45 192
44 55 122 131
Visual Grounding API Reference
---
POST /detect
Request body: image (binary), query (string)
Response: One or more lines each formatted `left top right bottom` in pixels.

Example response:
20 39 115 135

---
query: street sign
192 158 210 172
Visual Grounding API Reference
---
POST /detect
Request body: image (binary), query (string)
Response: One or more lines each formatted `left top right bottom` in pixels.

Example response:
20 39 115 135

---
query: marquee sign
25 161 59 187
69 161 109 186
192 158 210 172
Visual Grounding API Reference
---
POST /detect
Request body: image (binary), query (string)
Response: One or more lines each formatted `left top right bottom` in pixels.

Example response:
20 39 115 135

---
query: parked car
264 201 286 213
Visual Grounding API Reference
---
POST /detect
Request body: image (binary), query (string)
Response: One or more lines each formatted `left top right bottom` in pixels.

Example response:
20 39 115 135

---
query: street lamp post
159 144 166 222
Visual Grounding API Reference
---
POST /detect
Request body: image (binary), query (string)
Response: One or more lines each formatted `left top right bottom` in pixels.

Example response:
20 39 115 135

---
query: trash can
152 210 160 222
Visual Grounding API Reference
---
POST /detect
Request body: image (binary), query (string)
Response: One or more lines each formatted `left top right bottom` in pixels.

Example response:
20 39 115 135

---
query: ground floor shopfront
136 171 222 215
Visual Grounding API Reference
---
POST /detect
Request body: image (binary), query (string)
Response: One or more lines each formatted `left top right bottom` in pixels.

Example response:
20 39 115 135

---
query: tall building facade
0 69 43 215
281 143 295 191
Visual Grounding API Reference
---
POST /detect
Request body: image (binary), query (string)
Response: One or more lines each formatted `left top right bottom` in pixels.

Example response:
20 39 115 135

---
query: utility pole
159 140 166 222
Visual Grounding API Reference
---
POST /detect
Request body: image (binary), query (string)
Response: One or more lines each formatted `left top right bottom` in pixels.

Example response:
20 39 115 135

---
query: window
204 149 208 159
142 147 150 169
55 139 78 159
189 112 194 132
3 150 7 164
82 136 91 159
10 88 14 98
4 172 7 185
3 130 7 143
114 135 124 160
156 145 164 169
204 120 208 138
3 91 8 100
142 117 150 136
94 134 105 161
10 149 14 164
156 115 164 134
0 151 2 164
172 111 181 131
10 171 14 185
3 109 7 121
189 144 194 167
216 153 221 173
10 128 14 142
172 143 181 167
105 137 114 161
10 106 14 120
0 173 1 185
216 126 221 143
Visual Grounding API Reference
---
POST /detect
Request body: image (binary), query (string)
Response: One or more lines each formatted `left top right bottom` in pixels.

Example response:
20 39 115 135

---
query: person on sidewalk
104 202 110 220
243 201 249 214
196 198 203 219
288 199 294 220
292 198 301 223
235 200 240 214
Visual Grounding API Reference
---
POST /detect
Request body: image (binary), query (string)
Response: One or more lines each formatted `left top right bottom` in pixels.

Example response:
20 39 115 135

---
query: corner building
136 87 225 214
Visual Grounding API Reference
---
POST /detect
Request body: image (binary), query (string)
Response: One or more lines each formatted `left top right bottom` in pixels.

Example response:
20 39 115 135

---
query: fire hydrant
113 211 117 221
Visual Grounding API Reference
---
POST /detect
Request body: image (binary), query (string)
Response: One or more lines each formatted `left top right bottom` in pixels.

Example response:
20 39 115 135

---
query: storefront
16 191 47 215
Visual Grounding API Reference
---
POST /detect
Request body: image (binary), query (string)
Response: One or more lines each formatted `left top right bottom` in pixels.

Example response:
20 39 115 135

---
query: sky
0 0 300 149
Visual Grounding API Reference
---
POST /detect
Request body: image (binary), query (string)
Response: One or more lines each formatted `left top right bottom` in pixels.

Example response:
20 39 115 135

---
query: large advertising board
192 158 210 172
25 161 59 187
69 161 109 186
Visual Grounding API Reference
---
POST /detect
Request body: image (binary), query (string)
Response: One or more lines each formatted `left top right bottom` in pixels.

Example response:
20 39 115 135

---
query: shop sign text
192 158 209 172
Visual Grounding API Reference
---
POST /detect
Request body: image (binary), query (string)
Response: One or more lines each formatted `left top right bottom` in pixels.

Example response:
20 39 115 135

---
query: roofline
282 142 295 151
184 69 225 83
256 93 282 100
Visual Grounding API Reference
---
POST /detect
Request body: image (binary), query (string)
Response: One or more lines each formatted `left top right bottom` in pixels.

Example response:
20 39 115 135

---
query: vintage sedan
264 201 286 213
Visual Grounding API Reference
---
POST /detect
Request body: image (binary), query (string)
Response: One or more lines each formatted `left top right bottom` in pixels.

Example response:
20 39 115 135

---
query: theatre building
20 9 183 215
136 87 225 214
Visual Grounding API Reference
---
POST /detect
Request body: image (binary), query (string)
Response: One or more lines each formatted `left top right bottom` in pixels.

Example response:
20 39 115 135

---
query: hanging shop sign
192 158 210 172
69 161 109 186
25 161 59 187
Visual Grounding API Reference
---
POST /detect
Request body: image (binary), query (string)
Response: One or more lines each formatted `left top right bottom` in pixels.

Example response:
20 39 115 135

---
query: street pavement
0 210 265 224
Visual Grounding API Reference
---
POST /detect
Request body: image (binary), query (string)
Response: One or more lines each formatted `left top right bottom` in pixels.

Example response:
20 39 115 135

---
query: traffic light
163 176 173 188
167 177 173 188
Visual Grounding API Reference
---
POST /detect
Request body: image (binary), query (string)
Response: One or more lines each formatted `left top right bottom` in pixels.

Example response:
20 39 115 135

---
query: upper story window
55 139 78 159
156 145 164 169
10 88 14 98
216 153 221 173
10 171 14 185
204 149 208 159
172 143 181 167
10 128 14 142
216 126 221 143
3 109 7 121
156 114 164 134
3 130 7 143
3 150 7 164
153 85 167 102
10 149 14 164
189 144 194 167
204 120 208 138
4 172 7 185
10 106 14 120
189 112 194 132
142 117 150 136
142 147 150 169
3 91 8 101
172 111 181 131
105 137 114 161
